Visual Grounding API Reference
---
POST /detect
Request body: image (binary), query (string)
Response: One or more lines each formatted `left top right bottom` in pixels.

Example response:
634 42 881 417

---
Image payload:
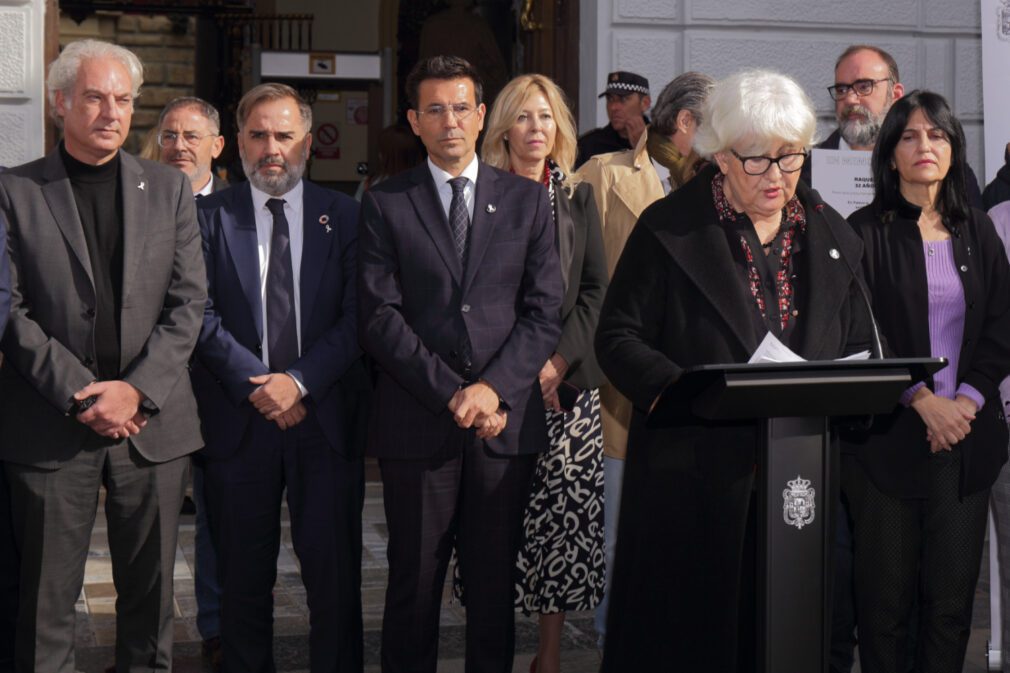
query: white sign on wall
982 0 1010 184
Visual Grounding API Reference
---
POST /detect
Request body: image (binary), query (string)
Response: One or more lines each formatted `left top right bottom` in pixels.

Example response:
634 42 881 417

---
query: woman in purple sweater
845 90 1010 673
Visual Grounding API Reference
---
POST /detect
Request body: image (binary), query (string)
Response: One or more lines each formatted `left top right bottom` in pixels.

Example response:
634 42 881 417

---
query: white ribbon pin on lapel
319 214 332 233
138 181 145 190
829 248 840 260
486 204 496 213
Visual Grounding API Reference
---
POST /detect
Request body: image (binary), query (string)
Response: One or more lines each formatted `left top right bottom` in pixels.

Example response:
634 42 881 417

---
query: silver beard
837 103 886 148
243 151 307 196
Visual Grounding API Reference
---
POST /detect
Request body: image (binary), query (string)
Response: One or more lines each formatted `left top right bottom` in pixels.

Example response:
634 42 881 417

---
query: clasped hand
73 380 147 439
449 382 507 439
910 389 976 453
249 373 306 430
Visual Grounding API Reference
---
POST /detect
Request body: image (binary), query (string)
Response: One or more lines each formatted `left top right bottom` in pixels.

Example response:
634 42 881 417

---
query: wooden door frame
521 0 579 121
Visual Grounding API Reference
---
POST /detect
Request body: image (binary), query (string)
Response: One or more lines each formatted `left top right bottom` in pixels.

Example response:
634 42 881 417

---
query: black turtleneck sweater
60 143 123 380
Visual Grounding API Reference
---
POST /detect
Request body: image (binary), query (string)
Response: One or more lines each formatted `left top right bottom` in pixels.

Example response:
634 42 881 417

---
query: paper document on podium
748 332 871 363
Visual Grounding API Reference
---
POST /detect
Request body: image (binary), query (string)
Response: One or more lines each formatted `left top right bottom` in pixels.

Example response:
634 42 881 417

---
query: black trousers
204 412 364 673
378 432 535 673
843 451 988 673
5 442 188 673
0 466 17 673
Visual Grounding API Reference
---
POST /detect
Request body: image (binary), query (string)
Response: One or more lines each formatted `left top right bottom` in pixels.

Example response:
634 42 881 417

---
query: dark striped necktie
265 198 298 371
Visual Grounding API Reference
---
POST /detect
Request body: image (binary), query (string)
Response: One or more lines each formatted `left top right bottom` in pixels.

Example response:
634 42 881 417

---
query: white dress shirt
195 175 215 198
428 154 479 220
249 180 308 395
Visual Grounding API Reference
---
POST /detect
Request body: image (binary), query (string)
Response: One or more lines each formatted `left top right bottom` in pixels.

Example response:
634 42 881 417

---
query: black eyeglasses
730 149 807 176
827 78 892 101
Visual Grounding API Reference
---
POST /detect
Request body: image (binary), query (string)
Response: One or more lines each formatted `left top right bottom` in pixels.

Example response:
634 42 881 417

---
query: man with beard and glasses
193 83 364 672
801 45 983 208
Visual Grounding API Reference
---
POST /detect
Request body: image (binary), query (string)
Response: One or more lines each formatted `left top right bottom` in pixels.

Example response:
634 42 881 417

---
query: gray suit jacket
0 149 208 468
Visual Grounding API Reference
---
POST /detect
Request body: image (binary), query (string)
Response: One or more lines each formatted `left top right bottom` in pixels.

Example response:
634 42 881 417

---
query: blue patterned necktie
448 176 473 373
265 198 298 372
448 176 470 265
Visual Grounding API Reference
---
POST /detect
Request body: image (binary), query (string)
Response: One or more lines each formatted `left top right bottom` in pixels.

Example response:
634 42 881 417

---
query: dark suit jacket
596 165 875 477
210 175 228 193
358 161 564 458
193 180 360 460
554 178 608 391
846 201 1010 497
0 150 207 468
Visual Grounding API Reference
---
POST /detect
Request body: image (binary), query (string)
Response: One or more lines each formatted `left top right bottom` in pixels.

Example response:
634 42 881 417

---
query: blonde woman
455 74 608 672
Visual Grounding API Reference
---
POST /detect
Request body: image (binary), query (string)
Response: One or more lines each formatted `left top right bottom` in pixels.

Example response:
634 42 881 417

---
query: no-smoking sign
315 122 340 160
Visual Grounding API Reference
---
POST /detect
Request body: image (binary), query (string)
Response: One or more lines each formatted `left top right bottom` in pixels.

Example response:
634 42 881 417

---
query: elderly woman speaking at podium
594 69 876 671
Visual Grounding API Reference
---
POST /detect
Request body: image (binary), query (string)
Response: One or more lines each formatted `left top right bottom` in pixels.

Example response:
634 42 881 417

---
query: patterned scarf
711 172 806 332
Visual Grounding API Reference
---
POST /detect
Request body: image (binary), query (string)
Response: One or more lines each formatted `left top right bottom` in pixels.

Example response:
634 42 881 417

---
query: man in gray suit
0 40 207 673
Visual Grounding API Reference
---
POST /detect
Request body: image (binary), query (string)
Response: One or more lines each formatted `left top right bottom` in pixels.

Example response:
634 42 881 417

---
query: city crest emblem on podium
783 475 816 530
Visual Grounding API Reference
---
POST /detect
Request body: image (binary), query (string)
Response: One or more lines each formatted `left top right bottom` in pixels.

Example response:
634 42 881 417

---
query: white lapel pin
319 214 332 233
486 204 496 213
137 181 145 190
829 248 840 259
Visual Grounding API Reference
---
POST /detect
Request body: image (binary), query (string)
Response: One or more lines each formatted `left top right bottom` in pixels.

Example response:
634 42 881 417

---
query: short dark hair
405 55 483 110
871 90 970 228
835 45 900 84
158 96 221 134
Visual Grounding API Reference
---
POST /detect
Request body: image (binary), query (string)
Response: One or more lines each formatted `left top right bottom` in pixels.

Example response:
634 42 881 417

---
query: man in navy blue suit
194 83 363 673
358 56 563 673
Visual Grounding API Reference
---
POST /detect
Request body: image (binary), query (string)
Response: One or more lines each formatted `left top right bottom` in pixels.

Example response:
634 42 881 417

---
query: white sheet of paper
837 350 872 361
748 333 873 363
809 148 874 218
748 332 804 363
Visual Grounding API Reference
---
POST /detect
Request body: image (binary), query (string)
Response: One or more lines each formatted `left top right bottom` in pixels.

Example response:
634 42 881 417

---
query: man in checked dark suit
358 55 563 673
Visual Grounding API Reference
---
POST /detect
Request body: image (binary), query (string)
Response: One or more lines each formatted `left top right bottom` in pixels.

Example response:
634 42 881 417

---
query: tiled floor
71 474 995 673
73 476 601 673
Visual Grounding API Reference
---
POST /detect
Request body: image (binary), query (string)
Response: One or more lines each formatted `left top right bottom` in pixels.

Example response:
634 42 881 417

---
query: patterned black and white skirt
515 387 605 614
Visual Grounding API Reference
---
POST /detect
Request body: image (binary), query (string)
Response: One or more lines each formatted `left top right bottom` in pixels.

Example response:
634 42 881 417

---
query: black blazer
358 161 564 459
846 201 1010 497
554 178 608 391
596 165 875 477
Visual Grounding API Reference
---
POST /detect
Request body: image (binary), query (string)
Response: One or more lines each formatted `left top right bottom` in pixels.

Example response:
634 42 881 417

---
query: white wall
580 0 986 181
0 0 45 167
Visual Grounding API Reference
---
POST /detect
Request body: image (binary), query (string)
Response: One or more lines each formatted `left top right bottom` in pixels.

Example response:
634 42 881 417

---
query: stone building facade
59 12 197 154
579 0 988 180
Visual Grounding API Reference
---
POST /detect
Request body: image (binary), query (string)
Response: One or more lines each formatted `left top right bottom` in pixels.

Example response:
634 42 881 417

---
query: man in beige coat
580 71 713 647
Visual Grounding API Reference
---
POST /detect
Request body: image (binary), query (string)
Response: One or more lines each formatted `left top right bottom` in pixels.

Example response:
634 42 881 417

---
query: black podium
648 358 945 673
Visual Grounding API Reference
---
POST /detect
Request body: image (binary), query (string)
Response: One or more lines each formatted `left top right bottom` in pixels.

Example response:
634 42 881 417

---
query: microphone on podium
807 188 884 360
